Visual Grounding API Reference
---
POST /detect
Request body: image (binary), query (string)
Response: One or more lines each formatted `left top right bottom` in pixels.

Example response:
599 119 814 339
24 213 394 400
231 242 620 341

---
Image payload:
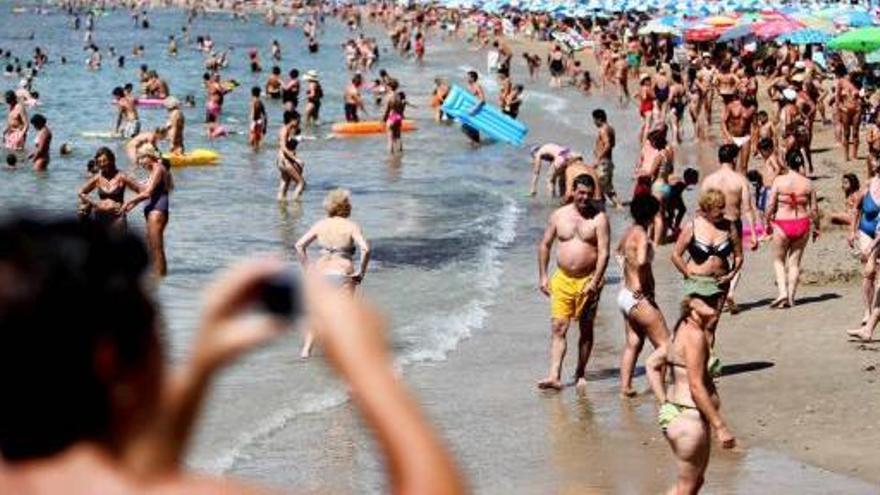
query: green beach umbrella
828 27 880 53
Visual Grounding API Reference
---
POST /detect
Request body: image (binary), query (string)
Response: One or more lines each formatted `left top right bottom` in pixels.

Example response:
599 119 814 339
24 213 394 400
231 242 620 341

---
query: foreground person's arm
125 260 465 494
124 259 292 472
307 277 466 495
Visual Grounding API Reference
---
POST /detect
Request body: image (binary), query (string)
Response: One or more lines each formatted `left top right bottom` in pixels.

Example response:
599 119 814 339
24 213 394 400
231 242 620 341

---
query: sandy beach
1 3 879 493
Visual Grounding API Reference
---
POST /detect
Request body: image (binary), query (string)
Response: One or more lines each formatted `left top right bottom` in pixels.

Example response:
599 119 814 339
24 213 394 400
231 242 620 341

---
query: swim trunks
550 270 598 320
731 135 750 149
597 158 615 195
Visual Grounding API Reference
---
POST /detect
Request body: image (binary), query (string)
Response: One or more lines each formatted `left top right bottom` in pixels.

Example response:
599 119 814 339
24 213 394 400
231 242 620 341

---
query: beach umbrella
752 19 804 40
685 25 724 42
776 28 831 45
834 11 876 28
717 23 752 42
638 22 681 35
828 27 880 52
705 15 738 26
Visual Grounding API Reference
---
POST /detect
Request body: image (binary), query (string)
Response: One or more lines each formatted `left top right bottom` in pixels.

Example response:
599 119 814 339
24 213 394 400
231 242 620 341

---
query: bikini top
97 181 125 203
778 191 809 213
687 219 732 265
320 243 356 259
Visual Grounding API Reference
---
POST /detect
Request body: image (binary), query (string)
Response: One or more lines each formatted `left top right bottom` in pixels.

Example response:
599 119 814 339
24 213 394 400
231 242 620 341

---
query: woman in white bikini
616 194 670 397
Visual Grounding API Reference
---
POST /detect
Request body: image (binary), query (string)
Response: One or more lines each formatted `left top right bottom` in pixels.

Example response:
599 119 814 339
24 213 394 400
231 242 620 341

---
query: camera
258 267 303 319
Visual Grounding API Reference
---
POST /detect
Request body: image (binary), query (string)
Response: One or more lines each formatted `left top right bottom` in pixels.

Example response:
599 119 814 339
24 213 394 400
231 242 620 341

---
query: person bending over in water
295 189 371 358
528 143 571 197
646 295 737 495
537 174 610 391
616 194 670 397
276 110 305 201
0 216 464 495
764 149 819 308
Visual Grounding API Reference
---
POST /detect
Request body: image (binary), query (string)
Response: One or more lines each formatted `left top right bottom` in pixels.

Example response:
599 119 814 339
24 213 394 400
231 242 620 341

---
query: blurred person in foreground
0 215 464 495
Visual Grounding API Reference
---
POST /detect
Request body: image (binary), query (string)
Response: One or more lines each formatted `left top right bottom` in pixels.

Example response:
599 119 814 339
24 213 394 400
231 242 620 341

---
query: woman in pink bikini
764 149 819 308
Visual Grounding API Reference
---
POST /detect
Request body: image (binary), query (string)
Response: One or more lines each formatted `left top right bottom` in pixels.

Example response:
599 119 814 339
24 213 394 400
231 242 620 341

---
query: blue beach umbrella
835 11 876 28
777 28 832 45
717 24 752 42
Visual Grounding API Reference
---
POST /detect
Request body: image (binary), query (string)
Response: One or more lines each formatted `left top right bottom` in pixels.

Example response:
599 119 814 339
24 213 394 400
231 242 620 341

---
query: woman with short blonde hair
295 189 370 358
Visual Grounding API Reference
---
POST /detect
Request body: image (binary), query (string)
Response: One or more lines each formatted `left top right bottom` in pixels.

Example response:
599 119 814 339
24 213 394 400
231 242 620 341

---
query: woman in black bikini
276 110 305 201
671 188 743 347
78 147 141 232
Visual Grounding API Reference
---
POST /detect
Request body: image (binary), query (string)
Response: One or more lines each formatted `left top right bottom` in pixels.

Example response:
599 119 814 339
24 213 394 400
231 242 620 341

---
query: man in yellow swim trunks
537 174 610 391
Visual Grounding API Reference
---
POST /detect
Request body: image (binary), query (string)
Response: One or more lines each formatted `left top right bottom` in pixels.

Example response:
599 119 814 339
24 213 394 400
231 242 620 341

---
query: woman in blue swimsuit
850 162 880 324
123 145 172 277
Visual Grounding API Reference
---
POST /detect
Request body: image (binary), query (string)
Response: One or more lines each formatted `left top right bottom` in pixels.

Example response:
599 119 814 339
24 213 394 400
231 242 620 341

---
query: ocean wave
396 193 519 366
190 389 349 474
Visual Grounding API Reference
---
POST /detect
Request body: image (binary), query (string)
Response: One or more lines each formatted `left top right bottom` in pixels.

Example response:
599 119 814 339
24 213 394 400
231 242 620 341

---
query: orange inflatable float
331 120 417 135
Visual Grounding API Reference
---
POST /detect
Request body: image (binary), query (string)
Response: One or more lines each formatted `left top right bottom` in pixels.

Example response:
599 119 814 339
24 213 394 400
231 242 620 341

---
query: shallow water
1 6 876 493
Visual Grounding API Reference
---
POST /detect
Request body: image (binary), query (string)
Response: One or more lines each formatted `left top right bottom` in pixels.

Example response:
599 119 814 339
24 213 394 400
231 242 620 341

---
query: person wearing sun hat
163 96 185 154
303 70 323 128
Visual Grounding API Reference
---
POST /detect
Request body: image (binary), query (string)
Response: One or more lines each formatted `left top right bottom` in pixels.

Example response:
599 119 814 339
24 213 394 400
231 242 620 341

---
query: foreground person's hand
192 257 291 373
125 258 292 473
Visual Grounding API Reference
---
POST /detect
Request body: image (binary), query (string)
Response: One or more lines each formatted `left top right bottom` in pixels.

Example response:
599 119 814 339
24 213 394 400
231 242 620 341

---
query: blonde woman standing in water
295 189 371 358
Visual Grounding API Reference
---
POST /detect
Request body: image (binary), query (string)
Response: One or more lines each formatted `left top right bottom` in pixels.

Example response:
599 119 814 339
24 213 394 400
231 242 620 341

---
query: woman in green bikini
671 188 743 348
646 295 737 495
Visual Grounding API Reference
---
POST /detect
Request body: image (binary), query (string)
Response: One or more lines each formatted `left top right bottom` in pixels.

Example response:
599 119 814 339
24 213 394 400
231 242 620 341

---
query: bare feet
575 377 588 393
769 297 788 309
620 387 637 398
537 378 563 390
726 298 740 314
847 328 873 342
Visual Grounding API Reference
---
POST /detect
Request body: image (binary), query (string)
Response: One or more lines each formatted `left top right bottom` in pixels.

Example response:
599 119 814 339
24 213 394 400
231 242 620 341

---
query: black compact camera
258 268 304 319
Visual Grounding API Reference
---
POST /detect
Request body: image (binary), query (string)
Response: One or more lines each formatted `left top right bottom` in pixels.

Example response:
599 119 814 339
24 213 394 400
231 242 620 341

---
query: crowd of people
2 0 879 493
